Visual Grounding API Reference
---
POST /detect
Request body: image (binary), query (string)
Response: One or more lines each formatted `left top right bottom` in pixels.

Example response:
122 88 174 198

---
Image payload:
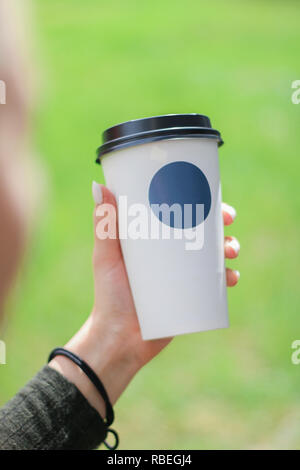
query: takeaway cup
96 114 228 340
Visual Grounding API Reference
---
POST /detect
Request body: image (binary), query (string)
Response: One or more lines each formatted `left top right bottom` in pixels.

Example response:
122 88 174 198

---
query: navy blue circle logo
148 161 211 229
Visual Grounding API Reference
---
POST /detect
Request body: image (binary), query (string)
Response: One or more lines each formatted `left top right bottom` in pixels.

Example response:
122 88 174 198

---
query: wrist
49 315 141 419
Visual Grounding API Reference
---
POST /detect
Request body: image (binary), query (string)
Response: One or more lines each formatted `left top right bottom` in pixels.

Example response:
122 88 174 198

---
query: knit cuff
0 365 107 450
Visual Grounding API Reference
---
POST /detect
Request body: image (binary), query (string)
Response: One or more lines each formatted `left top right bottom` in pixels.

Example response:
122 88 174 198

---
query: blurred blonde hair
0 0 45 318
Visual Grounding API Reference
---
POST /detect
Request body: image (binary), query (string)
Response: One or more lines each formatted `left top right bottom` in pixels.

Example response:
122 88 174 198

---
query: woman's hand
50 183 240 420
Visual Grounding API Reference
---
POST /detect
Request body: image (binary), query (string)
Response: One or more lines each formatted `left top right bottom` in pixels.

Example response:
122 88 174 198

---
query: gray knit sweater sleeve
0 365 107 450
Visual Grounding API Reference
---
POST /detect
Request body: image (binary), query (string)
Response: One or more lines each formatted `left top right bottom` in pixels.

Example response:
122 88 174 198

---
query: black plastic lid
96 113 223 163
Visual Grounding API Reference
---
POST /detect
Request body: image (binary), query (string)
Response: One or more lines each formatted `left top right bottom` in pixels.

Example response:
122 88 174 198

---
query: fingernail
228 238 240 255
224 203 237 221
92 181 103 204
233 270 240 281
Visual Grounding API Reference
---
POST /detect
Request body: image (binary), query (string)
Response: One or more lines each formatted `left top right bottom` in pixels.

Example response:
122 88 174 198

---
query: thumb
92 181 123 269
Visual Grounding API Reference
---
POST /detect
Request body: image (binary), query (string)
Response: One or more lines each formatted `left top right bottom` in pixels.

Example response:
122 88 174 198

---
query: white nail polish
233 270 240 280
228 238 240 254
223 203 237 221
92 181 103 204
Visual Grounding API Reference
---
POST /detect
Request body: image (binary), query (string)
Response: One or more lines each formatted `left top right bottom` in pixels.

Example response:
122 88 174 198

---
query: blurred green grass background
1 0 300 449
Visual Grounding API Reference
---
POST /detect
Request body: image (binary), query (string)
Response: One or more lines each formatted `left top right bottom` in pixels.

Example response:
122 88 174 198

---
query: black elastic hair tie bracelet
48 347 119 450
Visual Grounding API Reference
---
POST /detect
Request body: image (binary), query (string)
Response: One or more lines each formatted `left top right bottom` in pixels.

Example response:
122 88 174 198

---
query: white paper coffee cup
96 114 228 340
